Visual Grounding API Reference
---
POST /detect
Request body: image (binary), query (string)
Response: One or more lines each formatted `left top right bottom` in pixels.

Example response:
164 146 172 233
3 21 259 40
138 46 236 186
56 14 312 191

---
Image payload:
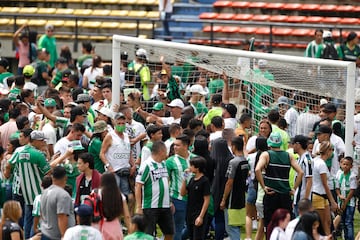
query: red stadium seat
213 1 232 8
355 6 360 12
322 17 342 24
199 12 218 19
203 25 223 32
274 43 296 48
300 4 320 11
255 27 270 35
212 40 224 45
248 2 267 8
340 18 359 24
291 29 312 37
215 13 235 20
282 3 302 11
252 15 270 21
272 28 293 36
233 14 253 21
238 27 256 34
336 5 355 12
287 16 306 23
269 15 288 22
232 1 250 9
224 40 242 46
264 3 284 10
220 26 240 33
318 4 337 11
295 43 308 49
304 16 324 23
189 39 207 45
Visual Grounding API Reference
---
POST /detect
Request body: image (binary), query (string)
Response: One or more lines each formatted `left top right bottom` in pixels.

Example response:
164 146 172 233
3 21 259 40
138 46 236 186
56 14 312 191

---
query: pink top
101 218 123 240
0 120 18 149
18 41 30 67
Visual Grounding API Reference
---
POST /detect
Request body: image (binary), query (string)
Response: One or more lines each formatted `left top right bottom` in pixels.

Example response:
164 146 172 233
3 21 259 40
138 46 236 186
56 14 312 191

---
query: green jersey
338 43 360 62
38 35 57 68
77 54 93 68
51 69 67 87
10 145 51 205
336 170 357 207
166 153 196 201
8 87 21 102
0 72 14 85
34 60 49 86
88 137 105 174
136 157 170 209
63 161 80 199
208 79 224 94
124 231 154 240
190 101 208 116
304 40 322 58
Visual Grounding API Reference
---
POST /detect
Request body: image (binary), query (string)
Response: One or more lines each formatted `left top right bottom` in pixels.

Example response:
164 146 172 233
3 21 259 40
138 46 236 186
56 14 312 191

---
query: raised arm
13 23 27 47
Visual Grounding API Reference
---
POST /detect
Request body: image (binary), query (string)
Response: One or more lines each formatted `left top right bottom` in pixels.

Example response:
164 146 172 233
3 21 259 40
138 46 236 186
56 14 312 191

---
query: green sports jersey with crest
166 153 196 201
136 157 170 209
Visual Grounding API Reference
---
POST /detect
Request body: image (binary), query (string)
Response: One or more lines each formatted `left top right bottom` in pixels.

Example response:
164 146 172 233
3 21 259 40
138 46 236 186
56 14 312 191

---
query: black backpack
321 43 339 60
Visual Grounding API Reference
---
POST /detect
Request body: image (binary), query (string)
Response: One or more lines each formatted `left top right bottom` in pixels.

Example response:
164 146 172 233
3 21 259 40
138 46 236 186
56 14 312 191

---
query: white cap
320 98 328 105
136 48 148 60
323 30 332 38
96 107 113 119
167 99 185 108
258 59 268 67
189 84 207 95
277 96 289 105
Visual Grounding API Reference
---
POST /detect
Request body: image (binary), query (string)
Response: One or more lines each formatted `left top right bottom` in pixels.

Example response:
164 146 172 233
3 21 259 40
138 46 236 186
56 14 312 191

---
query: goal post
112 34 356 156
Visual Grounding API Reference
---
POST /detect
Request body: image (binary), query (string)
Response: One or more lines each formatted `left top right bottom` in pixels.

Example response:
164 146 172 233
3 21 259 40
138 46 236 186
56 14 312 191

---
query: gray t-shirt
40 184 74 240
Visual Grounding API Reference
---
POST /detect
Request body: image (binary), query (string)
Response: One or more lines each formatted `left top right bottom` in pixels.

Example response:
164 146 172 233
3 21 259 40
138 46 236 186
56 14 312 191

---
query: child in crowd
181 156 211 240
336 156 357 240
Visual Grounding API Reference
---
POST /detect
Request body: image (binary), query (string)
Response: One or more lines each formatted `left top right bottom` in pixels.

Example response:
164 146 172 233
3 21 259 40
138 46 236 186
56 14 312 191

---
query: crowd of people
0 23 359 240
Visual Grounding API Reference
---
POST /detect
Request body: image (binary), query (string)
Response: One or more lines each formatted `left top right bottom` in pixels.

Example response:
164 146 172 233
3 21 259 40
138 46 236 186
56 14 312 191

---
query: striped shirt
8 146 25 196
336 170 357 207
264 150 291 194
166 153 196 201
293 151 313 205
136 157 170 209
10 145 51 205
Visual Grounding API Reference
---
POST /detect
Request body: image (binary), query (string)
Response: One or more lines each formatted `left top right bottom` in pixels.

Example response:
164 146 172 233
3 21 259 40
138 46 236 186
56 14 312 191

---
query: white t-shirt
161 116 180 125
285 217 299 240
312 156 330 195
209 130 222 142
246 135 257 153
63 225 102 240
83 67 103 90
224 118 238 130
270 226 286 240
42 123 57 145
126 119 146 160
54 137 71 155
247 152 257 180
284 107 299 138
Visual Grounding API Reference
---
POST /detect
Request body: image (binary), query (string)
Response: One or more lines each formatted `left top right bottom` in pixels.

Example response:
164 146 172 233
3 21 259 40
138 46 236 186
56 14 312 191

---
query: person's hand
195 216 203 226
136 207 143 215
222 71 228 84
170 202 175 214
106 165 114 173
112 104 120 113
330 201 338 212
31 232 42 240
264 186 275 195
220 199 226 210
160 55 165 63
65 148 74 157
289 188 295 195
338 195 346 201
36 96 44 106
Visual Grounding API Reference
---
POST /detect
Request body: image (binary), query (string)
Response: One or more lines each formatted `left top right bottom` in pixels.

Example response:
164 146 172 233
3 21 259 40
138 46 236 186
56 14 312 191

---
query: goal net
111 35 356 156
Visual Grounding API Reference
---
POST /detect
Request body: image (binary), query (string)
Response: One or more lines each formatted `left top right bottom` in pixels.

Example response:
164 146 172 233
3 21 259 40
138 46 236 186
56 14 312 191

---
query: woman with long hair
246 136 268 240
210 138 234 240
246 119 272 154
312 141 338 235
193 135 214 185
266 208 291 240
292 211 327 240
100 172 131 240
1 200 23 240
82 55 103 90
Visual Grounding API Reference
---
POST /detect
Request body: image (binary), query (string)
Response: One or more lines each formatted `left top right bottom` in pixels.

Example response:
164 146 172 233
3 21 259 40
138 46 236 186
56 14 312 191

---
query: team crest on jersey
151 168 168 181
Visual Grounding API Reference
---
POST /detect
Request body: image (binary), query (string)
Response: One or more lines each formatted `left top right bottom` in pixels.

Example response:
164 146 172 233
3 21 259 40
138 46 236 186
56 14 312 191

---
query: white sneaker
252 220 257 230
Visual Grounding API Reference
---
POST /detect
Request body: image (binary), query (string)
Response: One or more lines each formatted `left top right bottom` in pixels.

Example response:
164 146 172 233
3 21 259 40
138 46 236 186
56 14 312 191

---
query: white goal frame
112 34 356 156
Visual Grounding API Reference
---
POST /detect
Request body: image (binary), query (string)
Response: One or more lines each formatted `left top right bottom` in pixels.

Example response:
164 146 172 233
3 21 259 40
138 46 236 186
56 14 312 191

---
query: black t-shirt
79 176 92 203
186 175 211 223
2 220 22 240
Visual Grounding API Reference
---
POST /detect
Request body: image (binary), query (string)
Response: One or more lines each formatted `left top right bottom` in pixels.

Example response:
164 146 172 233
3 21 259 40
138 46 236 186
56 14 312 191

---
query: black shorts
143 208 175 236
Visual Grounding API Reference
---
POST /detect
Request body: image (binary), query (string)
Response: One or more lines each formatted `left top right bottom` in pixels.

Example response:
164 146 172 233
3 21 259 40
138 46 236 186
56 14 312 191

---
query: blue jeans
24 204 34 239
41 233 52 240
224 209 241 240
342 205 355 240
214 209 225 240
172 198 187 240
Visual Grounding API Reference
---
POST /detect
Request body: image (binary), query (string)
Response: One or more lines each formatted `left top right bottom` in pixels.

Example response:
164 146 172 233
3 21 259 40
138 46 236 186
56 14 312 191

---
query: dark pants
263 192 292 228
13 194 25 229
163 12 171 36
214 209 225 240
187 213 208 240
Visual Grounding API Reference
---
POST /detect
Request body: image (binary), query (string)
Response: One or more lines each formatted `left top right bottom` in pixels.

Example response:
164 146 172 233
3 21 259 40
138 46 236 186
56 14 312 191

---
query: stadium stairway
154 1 213 41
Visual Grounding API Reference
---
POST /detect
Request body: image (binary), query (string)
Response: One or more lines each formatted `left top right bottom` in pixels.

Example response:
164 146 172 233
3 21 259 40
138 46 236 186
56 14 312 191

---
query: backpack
83 190 103 223
321 43 339 60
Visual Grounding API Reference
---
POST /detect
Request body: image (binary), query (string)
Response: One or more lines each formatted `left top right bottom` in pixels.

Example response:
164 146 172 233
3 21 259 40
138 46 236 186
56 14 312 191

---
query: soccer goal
111 35 356 156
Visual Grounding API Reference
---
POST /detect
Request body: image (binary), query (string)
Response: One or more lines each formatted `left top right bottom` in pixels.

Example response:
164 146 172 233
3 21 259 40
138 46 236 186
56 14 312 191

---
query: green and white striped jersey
136 157 170 209
166 153 196 201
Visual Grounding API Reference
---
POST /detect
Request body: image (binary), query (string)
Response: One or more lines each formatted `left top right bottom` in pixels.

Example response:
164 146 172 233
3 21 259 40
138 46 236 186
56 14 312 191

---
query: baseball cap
0 58 9 69
93 120 107 134
277 96 289 105
267 132 282 148
76 94 91 103
30 131 47 141
62 69 72 82
75 204 93 217
167 99 185 108
114 112 126 120
71 140 84 151
44 98 57 107
152 102 164 111
96 107 113 119
71 106 87 117
323 103 337 113
320 98 328 106
323 30 332 39
45 24 54 31
291 135 308 146
23 65 35 77
136 48 148 60
190 84 207 95
221 103 237 118
315 125 332 134
160 69 167 75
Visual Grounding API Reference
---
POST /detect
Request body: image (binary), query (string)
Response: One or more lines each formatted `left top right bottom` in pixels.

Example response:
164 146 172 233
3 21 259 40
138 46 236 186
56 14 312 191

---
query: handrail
1 12 360 52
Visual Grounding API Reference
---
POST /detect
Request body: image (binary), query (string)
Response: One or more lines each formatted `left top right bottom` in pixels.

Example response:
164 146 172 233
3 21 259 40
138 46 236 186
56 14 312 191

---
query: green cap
44 98 57 107
152 102 164 111
71 140 84 151
267 132 282 148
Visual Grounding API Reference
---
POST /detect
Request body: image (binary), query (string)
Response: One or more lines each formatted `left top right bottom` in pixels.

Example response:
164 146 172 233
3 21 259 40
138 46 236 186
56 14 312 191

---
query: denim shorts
246 182 257 204
114 172 131 195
